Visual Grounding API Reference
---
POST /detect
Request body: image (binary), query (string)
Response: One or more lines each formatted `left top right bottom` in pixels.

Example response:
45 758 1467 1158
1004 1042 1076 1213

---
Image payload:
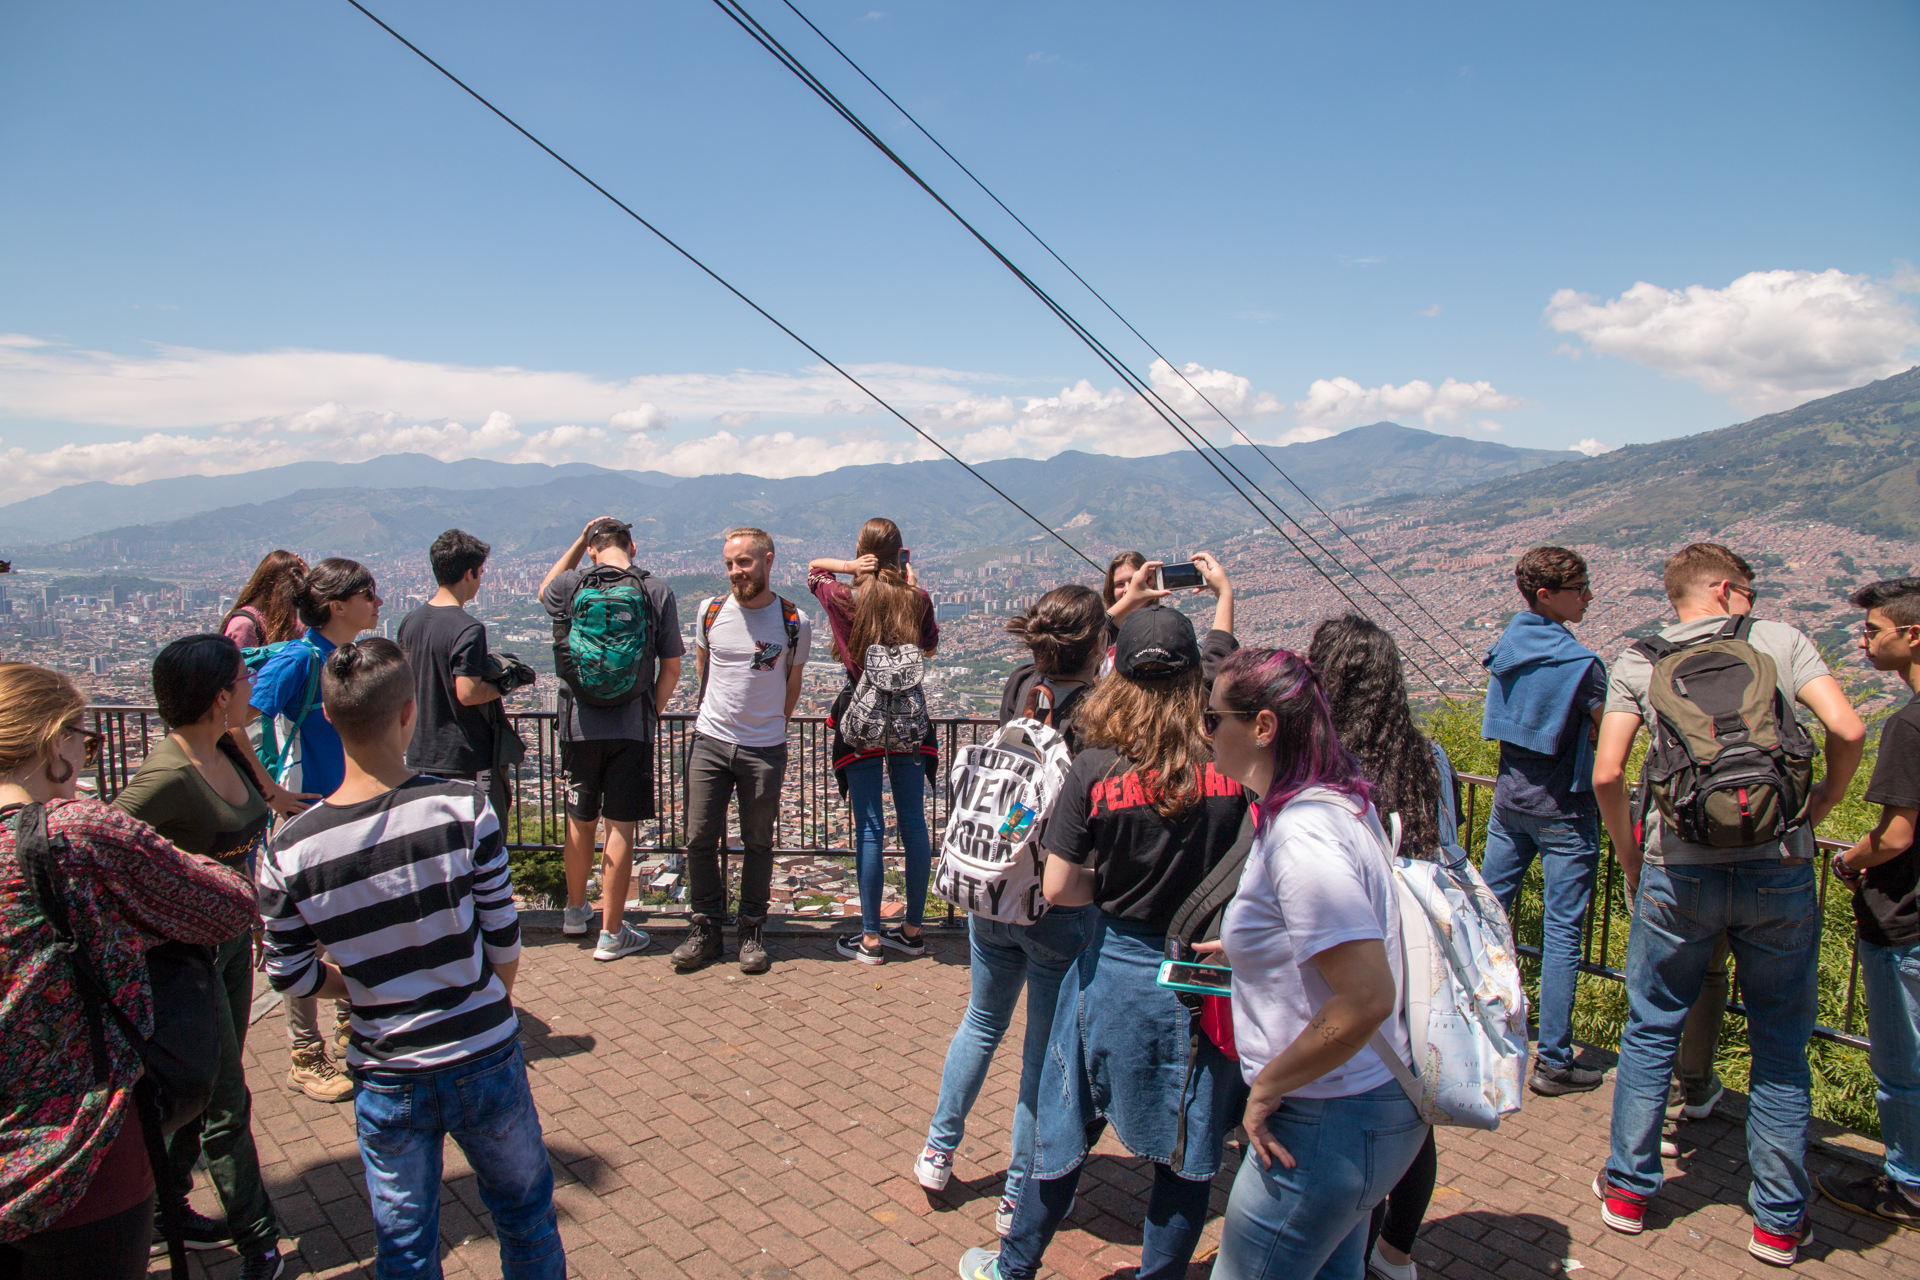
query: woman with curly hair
960 606 1249 1280
1309 614 1468 1280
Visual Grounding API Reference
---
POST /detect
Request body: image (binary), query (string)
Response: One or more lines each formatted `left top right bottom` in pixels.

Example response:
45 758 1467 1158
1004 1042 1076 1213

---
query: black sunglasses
1201 709 1256 736
62 723 103 768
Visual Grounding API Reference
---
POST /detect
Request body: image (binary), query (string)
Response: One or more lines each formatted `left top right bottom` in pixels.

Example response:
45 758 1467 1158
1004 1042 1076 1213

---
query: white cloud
712 410 761 429
1292 376 1524 429
1543 268 1920 411
608 405 667 434
1574 438 1612 456
1419 304 1442 318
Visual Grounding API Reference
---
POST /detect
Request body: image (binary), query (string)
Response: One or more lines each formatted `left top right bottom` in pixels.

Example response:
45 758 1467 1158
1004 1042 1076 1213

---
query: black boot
737 916 770 974
670 912 724 971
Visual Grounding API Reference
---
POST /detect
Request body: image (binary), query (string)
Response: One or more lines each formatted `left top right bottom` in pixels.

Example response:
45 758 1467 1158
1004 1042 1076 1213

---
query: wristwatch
1831 851 1861 883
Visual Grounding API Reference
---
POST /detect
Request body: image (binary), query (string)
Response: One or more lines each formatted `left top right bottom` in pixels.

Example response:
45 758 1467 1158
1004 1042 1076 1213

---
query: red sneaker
1749 1216 1813 1266
1593 1171 1648 1234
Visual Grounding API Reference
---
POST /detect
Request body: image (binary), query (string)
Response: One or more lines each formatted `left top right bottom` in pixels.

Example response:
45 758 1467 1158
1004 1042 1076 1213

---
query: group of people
0 519 1914 1280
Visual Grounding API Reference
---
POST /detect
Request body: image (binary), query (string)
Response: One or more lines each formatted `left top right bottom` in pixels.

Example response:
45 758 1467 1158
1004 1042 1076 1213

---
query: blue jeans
924 906 1095 1206
1858 937 1920 1191
998 1162 1211 1280
1214 1081 1430 1280
352 1039 564 1280
1606 858 1820 1233
847 753 932 936
1478 806 1600 1071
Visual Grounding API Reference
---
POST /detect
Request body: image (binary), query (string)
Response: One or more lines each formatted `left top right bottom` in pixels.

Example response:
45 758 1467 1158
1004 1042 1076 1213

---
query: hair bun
326 643 360 677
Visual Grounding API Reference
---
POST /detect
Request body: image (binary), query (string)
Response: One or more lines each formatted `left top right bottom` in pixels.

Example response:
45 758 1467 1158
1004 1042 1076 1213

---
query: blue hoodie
1481 612 1603 805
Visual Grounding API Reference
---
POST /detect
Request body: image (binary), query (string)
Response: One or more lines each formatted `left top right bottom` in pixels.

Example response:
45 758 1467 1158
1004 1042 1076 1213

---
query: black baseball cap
1114 606 1202 680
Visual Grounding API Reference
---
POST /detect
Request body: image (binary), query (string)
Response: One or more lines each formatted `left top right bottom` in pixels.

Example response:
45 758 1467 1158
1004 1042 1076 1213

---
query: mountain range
0 422 1577 562
1417 366 1920 546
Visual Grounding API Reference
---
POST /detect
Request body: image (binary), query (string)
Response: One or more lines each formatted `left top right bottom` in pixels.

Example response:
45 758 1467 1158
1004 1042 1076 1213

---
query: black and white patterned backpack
841 643 930 751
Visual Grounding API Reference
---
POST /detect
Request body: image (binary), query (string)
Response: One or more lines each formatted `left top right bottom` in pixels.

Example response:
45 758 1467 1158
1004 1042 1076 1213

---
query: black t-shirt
1043 745 1251 930
1857 694 1920 948
397 603 494 775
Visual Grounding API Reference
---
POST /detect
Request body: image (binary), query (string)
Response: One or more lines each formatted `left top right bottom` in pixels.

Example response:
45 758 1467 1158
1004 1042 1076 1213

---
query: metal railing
83 708 1873 1047
1455 770 1871 1051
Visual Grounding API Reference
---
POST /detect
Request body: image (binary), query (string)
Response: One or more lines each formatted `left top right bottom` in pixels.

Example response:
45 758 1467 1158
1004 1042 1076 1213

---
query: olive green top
114 735 271 873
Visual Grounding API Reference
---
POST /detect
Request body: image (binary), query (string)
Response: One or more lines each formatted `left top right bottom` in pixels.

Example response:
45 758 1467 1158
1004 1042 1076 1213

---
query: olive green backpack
1631 615 1816 849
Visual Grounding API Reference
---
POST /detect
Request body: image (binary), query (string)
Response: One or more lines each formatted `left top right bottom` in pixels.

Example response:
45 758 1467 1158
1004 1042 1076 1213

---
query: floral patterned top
0 799 256 1242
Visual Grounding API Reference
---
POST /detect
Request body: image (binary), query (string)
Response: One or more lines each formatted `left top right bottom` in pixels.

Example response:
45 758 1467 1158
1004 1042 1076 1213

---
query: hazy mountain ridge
1413 367 1920 546
4 423 1577 562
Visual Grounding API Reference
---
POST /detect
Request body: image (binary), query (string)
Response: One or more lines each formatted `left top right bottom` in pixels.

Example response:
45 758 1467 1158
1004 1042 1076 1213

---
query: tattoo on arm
1308 1011 1367 1050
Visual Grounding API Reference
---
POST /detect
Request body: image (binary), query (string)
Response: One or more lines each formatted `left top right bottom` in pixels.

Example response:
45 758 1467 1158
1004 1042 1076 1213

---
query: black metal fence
84 707 1872 1048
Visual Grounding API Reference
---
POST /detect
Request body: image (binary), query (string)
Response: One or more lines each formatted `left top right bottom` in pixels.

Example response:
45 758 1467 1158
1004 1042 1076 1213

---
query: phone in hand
1155 561 1204 591
1156 958 1233 996
899 548 911 567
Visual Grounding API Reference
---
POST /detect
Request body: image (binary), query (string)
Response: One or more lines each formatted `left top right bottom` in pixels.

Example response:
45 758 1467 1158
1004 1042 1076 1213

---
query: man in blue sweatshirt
1480 545 1607 1096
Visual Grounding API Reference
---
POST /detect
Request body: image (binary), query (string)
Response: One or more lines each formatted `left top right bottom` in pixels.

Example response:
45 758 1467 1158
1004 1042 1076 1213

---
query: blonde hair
1072 667 1210 819
0 662 86 778
725 527 775 556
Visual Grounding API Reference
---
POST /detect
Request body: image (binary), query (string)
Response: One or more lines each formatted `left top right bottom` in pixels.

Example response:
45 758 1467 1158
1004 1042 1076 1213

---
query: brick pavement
172 924 1920 1279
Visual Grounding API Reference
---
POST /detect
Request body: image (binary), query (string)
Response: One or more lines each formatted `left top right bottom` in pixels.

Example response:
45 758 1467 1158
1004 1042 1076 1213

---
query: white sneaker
562 904 592 936
914 1145 953 1190
593 924 650 960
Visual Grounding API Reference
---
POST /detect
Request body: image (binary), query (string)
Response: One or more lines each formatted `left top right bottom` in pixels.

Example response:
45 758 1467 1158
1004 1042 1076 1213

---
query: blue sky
1 0 1915 503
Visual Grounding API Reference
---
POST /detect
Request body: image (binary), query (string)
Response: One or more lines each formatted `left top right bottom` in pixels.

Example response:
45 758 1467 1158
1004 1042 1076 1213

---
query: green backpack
1631 615 1816 849
553 564 654 707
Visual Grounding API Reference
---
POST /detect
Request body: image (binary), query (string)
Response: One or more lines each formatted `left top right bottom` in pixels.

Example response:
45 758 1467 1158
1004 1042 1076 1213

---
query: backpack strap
1020 680 1056 727
1165 807 1256 954
286 638 326 733
779 596 801 672
697 596 727 705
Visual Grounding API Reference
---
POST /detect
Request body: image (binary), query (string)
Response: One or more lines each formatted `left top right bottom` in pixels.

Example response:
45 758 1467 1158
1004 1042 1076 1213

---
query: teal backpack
553 564 654 707
241 637 324 784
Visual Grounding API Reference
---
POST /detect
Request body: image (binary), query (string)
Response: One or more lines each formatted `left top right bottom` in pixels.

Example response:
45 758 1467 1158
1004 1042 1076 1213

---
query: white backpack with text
933 714 1074 925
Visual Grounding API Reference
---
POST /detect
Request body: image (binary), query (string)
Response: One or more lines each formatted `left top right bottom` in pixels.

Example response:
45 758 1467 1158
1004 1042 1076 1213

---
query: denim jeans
352 1038 564 1280
1858 937 1920 1191
1478 805 1600 1071
846 753 932 935
998 1161 1211 1280
1215 1082 1428 1280
1606 858 1820 1233
684 732 788 920
163 929 279 1252
923 905 1095 1206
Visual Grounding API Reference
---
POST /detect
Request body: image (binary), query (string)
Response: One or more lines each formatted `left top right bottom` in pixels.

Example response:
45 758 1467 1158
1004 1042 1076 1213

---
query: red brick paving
170 925 1920 1279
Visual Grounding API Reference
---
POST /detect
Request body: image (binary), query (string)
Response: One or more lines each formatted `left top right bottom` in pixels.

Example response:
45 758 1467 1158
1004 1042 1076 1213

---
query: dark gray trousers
684 732 787 921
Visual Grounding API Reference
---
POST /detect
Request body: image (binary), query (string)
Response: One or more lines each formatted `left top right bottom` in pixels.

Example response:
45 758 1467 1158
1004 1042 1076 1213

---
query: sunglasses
61 723 103 768
1202 709 1256 736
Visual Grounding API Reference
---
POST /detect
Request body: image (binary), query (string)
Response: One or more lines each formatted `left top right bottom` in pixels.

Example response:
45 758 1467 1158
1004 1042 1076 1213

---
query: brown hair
1514 545 1588 609
1663 542 1753 603
847 517 927 660
1102 551 1147 607
1073 666 1210 818
223 549 308 644
725 527 774 556
321 638 414 742
1006 584 1106 675
0 662 87 782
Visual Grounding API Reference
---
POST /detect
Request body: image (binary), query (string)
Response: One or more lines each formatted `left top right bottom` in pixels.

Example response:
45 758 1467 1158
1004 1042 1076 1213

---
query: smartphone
1155 561 1204 591
899 548 911 567
1156 959 1233 996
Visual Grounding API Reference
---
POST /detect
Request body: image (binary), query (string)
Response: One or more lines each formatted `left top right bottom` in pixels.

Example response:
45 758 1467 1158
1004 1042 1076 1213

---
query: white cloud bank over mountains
1545 267 1920 411
0 337 1512 504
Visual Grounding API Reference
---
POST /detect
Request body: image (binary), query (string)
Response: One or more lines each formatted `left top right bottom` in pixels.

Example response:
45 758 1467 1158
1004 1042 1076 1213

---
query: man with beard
671 527 812 973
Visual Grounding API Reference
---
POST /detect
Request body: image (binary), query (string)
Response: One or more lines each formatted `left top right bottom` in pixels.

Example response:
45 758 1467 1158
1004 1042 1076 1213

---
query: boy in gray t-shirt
1591 543 1865 1263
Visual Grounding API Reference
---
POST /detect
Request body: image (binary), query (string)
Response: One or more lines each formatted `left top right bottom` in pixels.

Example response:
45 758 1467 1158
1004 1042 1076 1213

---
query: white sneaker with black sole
881 924 927 956
836 932 886 964
593 924 650 961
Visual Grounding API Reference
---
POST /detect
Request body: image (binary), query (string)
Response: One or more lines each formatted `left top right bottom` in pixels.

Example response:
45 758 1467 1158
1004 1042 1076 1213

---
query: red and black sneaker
1593 1170 1648 1234
1749 1216 1813 1267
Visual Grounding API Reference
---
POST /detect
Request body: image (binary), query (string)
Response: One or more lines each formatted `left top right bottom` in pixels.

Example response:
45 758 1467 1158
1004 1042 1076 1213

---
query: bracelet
1831 851 1860 881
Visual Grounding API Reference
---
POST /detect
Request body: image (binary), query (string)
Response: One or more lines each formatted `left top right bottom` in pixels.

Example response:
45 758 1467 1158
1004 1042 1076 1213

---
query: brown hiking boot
287 1041 353 1103
738 917 770 974
670 913 724 971
332 1006 352 1058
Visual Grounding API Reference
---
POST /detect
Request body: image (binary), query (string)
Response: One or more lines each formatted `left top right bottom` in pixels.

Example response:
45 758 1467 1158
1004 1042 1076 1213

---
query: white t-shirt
1219 790 1410 1098
693 595 813 748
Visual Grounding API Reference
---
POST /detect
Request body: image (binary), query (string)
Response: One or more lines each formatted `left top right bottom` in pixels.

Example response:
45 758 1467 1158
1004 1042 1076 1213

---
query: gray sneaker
593 924 650 961
562 903 593 936
1680 1075 1724 1120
